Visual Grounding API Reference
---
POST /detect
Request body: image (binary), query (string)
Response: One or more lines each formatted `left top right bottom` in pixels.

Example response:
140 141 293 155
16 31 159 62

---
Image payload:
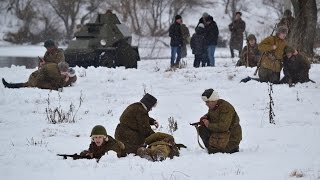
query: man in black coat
205 15 219 66
169 15 183 68
190 23 207 67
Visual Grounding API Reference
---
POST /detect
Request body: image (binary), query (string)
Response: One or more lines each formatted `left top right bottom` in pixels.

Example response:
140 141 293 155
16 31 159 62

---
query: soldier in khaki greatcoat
39 39 65 68
115 93 159 155
137 132 182 161
258 26 288 83
2 62 72 90
198 89 242 154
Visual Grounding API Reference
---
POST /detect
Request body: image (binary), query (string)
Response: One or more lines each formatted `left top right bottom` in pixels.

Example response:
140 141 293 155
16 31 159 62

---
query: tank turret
65 12 140 68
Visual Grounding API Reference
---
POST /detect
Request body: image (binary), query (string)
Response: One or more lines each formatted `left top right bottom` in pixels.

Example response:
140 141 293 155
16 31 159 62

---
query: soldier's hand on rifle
272 45 277 50
201 119 209 128
200 115 208 121
80 150 93 159
293 50 298 55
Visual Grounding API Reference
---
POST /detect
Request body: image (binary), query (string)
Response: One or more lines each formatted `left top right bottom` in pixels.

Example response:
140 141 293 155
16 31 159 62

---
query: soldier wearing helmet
79 125 126 159
280 46 311 86
257 26 288 83
236 34 260 67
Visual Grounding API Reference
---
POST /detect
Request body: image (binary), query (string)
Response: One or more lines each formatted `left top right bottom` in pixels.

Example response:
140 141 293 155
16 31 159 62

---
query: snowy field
0 47 320 180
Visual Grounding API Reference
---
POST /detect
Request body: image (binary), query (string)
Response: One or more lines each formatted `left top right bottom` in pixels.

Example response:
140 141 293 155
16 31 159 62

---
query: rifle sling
192 125 206 149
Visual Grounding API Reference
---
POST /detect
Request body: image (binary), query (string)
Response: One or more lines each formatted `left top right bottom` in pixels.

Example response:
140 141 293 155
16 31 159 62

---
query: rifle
57 153 92 160
189 121 203 126
254 23 278 76
189 122 205 149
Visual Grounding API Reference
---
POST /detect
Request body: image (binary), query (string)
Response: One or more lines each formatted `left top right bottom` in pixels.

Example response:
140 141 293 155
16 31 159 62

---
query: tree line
0 0 319 58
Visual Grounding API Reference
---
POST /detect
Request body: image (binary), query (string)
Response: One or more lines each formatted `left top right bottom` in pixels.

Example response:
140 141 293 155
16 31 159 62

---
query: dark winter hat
44 39 55 48
276 26 288 34
201 88 219 102
90 125 107 137
284 9 292 16
202 12 209 18
285 46 295 54
247 34 257 41
235 11 242 16
175 15 182 20
140 93 157 111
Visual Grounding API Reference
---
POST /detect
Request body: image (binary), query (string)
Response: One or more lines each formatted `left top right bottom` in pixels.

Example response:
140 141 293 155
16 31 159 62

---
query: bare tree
288 0 317 56
106 0 204 36
223 0 243 20
3 0 38 43
44 0 104 42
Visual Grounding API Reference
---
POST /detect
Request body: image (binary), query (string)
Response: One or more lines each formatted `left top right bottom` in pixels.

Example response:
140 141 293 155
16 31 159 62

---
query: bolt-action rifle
57 153 92 160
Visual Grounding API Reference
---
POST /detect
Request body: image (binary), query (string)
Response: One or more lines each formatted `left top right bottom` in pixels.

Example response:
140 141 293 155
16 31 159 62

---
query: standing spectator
190 23 206 67
196 12 209 29
169 15 183 68
277 9 295 37
181 21 190 59
228 12 246 58
205 15 219 66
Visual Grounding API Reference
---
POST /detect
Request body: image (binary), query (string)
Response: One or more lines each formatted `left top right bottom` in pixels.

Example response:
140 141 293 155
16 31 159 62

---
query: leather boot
2 78 25 88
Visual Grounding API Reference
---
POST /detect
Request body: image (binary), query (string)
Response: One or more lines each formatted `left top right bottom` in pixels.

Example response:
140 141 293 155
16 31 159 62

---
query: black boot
240 76 252 83
2 78 25 88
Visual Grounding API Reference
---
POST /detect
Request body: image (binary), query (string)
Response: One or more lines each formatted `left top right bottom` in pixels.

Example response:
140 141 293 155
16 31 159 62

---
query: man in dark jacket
198 89 242 154
190 23 207 67
280 46 311 86
169 15 183 68
229 12 246 58
115 93 159 155
205 15 219 66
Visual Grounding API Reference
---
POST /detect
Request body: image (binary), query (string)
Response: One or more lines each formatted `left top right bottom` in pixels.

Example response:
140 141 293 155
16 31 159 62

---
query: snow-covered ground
0 47 320 179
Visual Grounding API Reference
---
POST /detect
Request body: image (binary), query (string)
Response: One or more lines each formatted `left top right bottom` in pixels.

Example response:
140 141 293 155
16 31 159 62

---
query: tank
64 12 140 68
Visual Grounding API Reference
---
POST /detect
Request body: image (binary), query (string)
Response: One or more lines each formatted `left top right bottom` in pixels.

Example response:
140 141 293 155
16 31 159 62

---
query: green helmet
285 46 295 54
90 125 107 137
247 34 256 41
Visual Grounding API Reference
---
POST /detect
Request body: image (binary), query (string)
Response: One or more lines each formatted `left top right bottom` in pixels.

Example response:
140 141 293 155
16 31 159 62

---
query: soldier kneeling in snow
198 89 242 154
80 125 126 160
280 46 311 86
2 62 76 90
137 132 186 161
